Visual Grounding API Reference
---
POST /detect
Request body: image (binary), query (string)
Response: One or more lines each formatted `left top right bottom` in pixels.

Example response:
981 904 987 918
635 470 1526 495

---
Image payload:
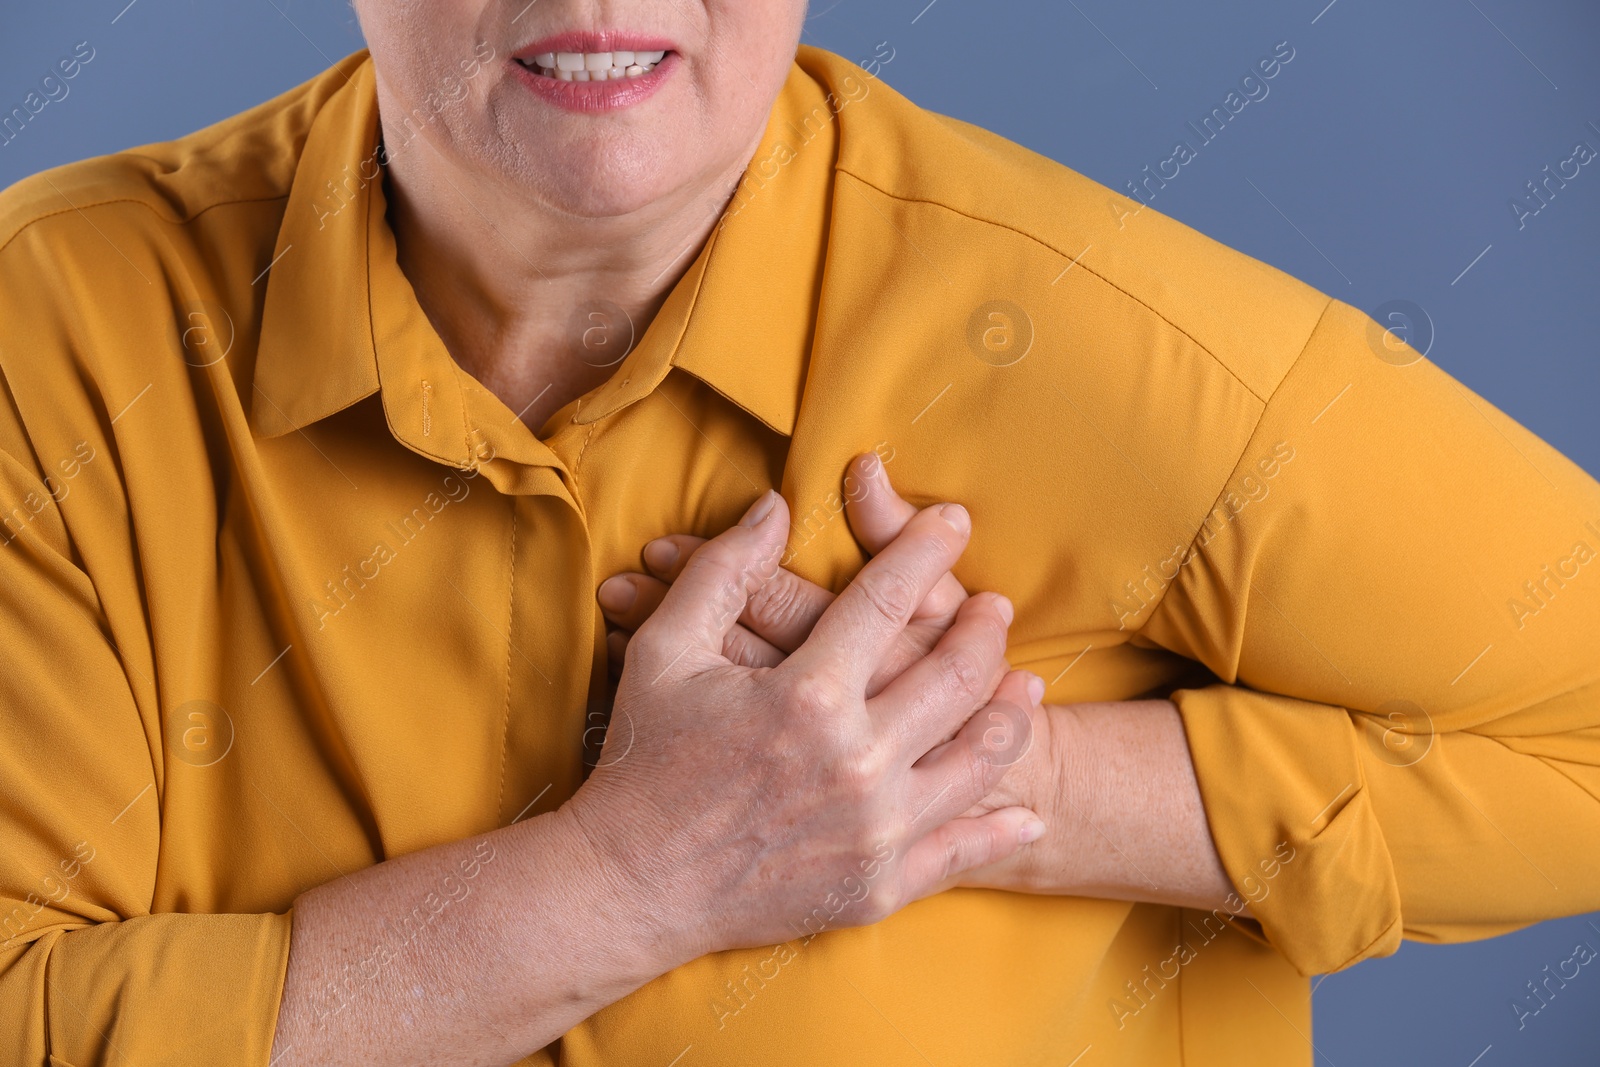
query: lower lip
508 52 677 113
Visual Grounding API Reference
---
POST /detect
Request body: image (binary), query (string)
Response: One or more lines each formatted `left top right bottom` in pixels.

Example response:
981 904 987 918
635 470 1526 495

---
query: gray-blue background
3 1 1596 1063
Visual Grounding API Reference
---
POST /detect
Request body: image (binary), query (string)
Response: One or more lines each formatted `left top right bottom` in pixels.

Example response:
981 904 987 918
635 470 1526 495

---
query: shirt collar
251 48 838 455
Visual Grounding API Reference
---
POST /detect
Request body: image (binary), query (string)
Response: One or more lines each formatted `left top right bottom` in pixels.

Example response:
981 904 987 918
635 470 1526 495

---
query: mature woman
1 2 1596 1065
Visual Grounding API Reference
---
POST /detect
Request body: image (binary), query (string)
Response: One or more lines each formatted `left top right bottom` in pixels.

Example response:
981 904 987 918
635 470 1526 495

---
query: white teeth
522 49 665 81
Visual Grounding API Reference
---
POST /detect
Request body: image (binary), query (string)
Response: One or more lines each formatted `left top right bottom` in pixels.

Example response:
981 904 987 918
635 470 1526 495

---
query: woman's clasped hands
568 457 1049 961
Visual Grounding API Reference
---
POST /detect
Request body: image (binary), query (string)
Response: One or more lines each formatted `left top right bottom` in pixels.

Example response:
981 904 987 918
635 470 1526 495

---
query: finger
722 624 787 670
785 502 973 690
740 567 836 654
648 533 836 654
843 452 919 554
641 535 707 582
627 490 790 673
597 573 671 631
610 623 784 673
905 670 1038 830
872 592 1015 755
898 807 1045 903
606 628 628 678
916 669 1041 772
845 453 968 624
610 553 838 657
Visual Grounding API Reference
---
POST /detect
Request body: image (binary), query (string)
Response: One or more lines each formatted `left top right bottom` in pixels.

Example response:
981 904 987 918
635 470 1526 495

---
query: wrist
503 801 702 993
1011 702 1085 892
552 791 710 971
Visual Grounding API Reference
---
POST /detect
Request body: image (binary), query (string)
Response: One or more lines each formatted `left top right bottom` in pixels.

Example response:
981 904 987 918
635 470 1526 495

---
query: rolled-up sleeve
1137 298 1600 976
0 445 292 1066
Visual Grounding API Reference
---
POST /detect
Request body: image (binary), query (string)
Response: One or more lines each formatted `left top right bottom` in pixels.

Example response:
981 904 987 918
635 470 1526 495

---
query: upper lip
511 32 676 61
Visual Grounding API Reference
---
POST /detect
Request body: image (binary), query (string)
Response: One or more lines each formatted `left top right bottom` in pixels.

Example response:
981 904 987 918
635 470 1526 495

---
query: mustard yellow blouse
1 44 1596 1067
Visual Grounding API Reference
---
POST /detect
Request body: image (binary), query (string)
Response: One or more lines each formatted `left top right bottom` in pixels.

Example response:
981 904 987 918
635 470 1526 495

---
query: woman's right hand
564 489 1045 962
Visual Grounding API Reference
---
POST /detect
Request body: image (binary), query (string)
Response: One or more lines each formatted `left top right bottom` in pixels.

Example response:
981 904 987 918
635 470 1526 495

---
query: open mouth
514 50 669 82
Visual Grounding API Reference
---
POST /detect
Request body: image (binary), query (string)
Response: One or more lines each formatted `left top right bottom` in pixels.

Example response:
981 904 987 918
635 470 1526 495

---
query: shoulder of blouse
0 52 363 256
797 45 1336 406
0 51 366 466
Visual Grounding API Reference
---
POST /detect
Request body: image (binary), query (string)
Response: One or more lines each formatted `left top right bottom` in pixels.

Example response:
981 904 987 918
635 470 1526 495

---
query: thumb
844 452 918 554
845 452 969 625
630 490 790 674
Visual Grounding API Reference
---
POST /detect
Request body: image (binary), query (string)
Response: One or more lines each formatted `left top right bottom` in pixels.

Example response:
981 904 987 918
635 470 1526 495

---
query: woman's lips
508 33 678 112
508 50 676 112
517 49 666 82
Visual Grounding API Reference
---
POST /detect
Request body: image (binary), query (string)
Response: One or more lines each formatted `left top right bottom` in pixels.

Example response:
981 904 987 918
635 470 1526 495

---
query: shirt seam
1132 295 1337 636
571 420 600 482
832 166 1274 405
0 193 291 261
495 501 516 825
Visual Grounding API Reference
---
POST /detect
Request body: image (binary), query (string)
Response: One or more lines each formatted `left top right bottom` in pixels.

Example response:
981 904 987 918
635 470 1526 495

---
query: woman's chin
519 160 706 222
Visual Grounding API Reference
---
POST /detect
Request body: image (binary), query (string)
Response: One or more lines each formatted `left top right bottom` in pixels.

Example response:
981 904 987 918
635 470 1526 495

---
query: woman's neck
380 120 752 435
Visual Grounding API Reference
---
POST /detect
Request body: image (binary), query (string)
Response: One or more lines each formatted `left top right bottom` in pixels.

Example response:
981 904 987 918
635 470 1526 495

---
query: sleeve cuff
1172 682 1403 975
38 910 294 1066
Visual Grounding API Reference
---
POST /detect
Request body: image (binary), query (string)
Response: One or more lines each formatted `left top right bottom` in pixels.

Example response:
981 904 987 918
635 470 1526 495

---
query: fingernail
939 503 970 537
643 539 679 573
1019 818 1047 845
1026 673 1045 706
994 595 1015 626
596 577 636 613
741 490 778 528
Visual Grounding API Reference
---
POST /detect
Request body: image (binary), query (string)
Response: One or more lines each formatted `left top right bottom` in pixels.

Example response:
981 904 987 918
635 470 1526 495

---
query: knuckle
689 537 741 577
860 568 918 626
960 744 994 800
938 830 968 883
938 646 986 698
833 743 887 796
748 577 806 635
721 627 761 668
862 815 904 855
783 668 840 719
859 883 900 925
627 621 665 658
